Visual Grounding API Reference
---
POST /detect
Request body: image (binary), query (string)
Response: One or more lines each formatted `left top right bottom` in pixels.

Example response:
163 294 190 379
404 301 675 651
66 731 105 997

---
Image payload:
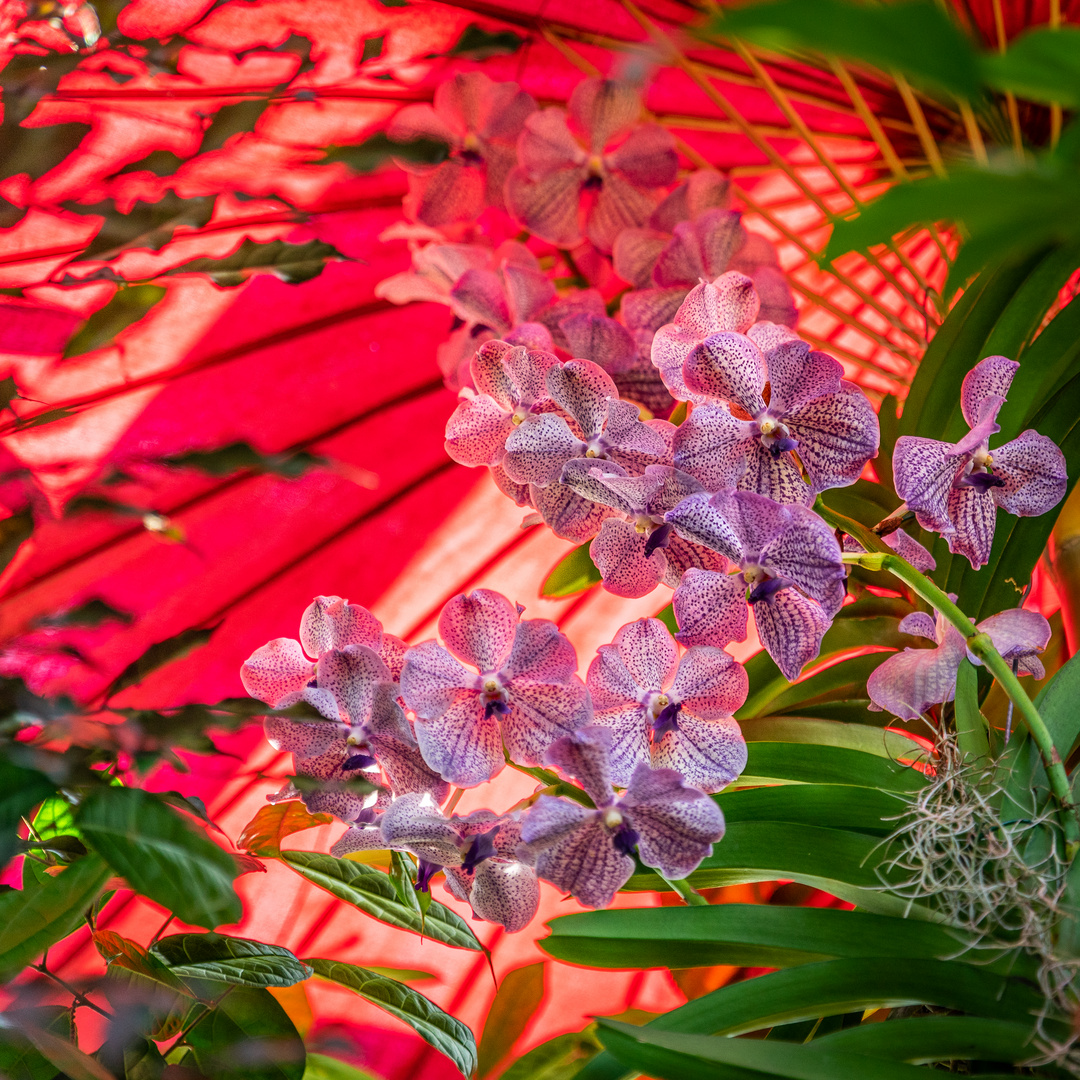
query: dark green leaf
446 24 526 59
0 54 85 127
982 26 1080 108
307 958 477 1077
302 1054 380 1079
104 623 219 699
710 0 981 100
63 285 167 360
319 132 448 173
14 408 76 430
0 856 109 980
158 442 326 478
238 802 333 858
0 759 55 865
183 986 305 1080
542 544 601 598
735 739 927 791
1034 650 1080 760
0 123 92 182
280 851 482 951
0 509 33 574
361 36 384 63
199 99 272 154
0 376 20 411
477 962 545 1078
954 657 990 761
0 1016 114 1080
163 238 346 287
114 150 187 177
716 783 908 836
67 194 215 261
500 1029 601 1080
78 787 241 930
738 716 928 761
35 599 132 629
150 933 311 988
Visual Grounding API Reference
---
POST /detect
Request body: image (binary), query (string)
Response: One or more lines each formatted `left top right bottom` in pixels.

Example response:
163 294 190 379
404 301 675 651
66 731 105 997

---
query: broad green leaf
183 986 305 1080
1 124 91 184
78 787 241 929
954 658 990 761
365 966 437 982
63 285 167 359
540 904 1026 975
159 442 326 479
738 716 929 763
238 802 333 857
0 855 109 980
69 193 215 261
710 0 981 99
100 964 198 1041
739 652 893 721
0 509 33 574
733 741 927 792
811 1015 1037 1064
716 784 908 835
307 958 477 1078
500 1028 601 1080
104 623 219 699
36 599 132 628
0 1018 115 1080
982 26 1080 108
151 933 312 988
1034 650 1080 759
542 544 601 597
0 1008 72 1080
199 100 271 154
477 962 545 1078
303 1054 379 1080
0 760 55 866
280 851 482 951
320 132 448 173
164 238 345 287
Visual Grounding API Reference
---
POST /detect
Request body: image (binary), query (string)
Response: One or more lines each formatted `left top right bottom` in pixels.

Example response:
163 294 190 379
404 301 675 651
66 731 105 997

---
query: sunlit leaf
319 132 448 173
238 802 333 858
302 1054 380 1080
541 544 601 597
477 962 545 1078
62 285 167 359
151 933 312 988
446 24 525 59
68 193 215 261
499 1028 601 1080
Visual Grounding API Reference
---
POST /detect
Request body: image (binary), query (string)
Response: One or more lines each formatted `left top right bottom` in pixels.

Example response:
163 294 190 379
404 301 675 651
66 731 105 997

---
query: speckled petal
976 608 1052 667
898 612 939 642
758 503 845 606
241 638 315 707
560 313 637 375
991 430 1068 518
315 646 393 725
672 568 749 650
710 271 761 333
651 321 701 402
400 639 476 718
866 627 966 720
651 713 747 794
471 340 518 408
606 124 678 188
503 412 583 486
660 533 729 589
666 492 744 564
652 220 706 287
590 707 651 788
893 436 963 533
764 341 842 416
469 859 540 932
414 690 505 788
505 619 579 684
503 677 592 766
684 332 767 415
670 647 748 718
945 483 997 569
614 617 680 692
532 480 619 543
747 321 799 354
786 382 879 494
547 360 618 440
264 715 343 761
589 171 662 254
544 727 617 808
450 268 511 334
961 355 1019 429
710 489 788 559
375 735 450 800
300 596 384 659
752 587 832 681
591 518 666 598
516 107 585 172
697 209 746 280
737 439 812 506
445 395 512 469
378 633 409 683
884 529 937 572
587 643 645 711
603 400 671 473
380 793 463 866
329 824 386 858
673 403 756 492
561 458 634 513
613 228 669 288
438 589 519 674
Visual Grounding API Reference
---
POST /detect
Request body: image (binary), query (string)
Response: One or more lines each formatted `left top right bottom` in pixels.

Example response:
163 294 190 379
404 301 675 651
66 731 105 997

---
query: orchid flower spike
893 356 1067 568
400 589 591 787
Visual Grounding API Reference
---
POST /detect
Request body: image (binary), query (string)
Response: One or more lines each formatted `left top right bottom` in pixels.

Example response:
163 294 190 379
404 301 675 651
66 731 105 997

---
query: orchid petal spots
378 634 409 683
491 463 533 508
241 638 314 707
885 529 937 572
622 764 726 878
590 707 652 788
504 413 583 486
752 587 832 681
376 736 450 801
560 313 637 375
439 589 519 674
898 612 939 642
300 596 383 658
470 341 517 406
670 647 749 719
505 619 579 683
651 713 747 794
893 436 961 532
961 355 1019 429
547 360 618 440
613 228 669 288
945 483 998 569
684 333 768 415
697 210 746 280
544 728 617 808
503 678 592 766
532 481 619 543
414 690 505 787
673 404 756 493
450 269 512 333
330 825 386 858
660 533 729 588
747 321 799 354
650 220 705 286
738 440 813 506
615 618 681 692
503 265 558 326
710 272 761 333
673 568 749 650
505 162 587 248
666 492 744 563
651 321 702 402
400 639 476 718
516 107 587 173
976 609 1052 671
758 341 839 416
606 125 678 188
314 646 392 725
470 860 540 932
710 489 788 558
785 382 879 493
570 78 640 151
587 644 646 712
991 430 1068 518
602 399 671 469
867 626 967 720
264 716 341 761
445 394 514 468
380 793 464 866
758 504 845 607
561 459 634 513
590 518 666 598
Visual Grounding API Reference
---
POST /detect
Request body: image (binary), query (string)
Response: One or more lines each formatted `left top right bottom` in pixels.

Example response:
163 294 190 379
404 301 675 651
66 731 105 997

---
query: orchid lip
747 575 790 604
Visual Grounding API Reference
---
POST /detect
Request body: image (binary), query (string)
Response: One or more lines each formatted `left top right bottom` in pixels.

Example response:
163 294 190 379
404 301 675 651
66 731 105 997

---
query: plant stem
661 875 708 906
31 963 114 1020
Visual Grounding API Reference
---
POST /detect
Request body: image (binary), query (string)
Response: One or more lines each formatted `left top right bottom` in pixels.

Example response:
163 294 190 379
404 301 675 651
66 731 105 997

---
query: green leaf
710 0 981 100
319 132 448 173
307 958 477 1078
982 26 1080 108
104 623 219 699
364 966 437 982
62 285 167 360
716 784 908 836
303 1054 380 1080
733 740 927 792
500 1029 601 1080
542 544 601 597
183 986 305 1080
0 123 92 182
539 904 1019 974
0 1016 115 1080
954 657 990 761
0 856 110 980
158 442 327 478
199 99 272 154
238 802 333 858
446 24 525 58
361 36 384 63
150 933 312 988
739 715 927 762
0 760 55 866
1034 650 1080 760
78 787 241 930
280 851 482 951
35 599 132 628
477 962 545 1078
67 193 215 262
163 238 346 287
0 1008 72 1080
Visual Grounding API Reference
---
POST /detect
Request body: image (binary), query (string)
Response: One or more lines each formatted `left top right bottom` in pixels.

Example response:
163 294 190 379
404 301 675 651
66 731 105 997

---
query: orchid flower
842 528 937 573
586 618 748 792
399 589 591 787
666 491 846 680
561 462 726 597
518 728 726 908
867 605 1051 720
893 355 1068 568
389 72 536 226
505 78 678 252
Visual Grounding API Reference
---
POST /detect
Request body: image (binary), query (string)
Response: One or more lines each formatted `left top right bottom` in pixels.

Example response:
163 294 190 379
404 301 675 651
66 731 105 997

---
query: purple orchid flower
586 618 748 792
666 490 846 680
560 461 726 597
842 528 937 573
505 78 678 253
399 589 591 787
867 605 1051 720
444 340 560 469
518 728 726 909
892 356 1068 569
388 72 537 226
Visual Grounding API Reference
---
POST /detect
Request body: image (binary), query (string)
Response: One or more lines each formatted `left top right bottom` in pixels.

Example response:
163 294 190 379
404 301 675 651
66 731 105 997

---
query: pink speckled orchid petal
330 824 386 858
450 268 512 334
469 859 540 933
651 320 702 402
544 727 617 807
710 489 788 558
241 638 314 707
504 264 558 326
590 517 666 598
471 340 518 408
377 634 409 683
592 706 651 788
673 403 756 492
711 272 761 334
445 393 514 468
602 399 671 472
414 690 505 788
516 107 586 172
606 124 678 187
945 483 997 569
438 589 519 674
587 644 644 712
613 228 669 288
559 313 637 375
503 412 583 486
671 646 749 718
300 597 383 659
976 608 1052 668
642 465 709 515
898 611 939 642
561 458 634 513
665 491 744 564
380 793 463 866
406 161 487 229
785 382 880 494
547 359 618 439
531 480 618 542
884 529 937 572
314 646 393 726
652 220 706 287
867 626 966 720
953 395 1005 457
264 715 342 761
491 464 533 507
503 677 592 766
893 435 962 533
651 713 747 794
737 440 812 506
504 618 579 683
570 78 640 150
672 568 749 650
506 162 587 248
697 210 746 280
400 640 477 718
764 341 842 417
622 764 726 878
758 504 846 609
752 587 832 681
961 355 1019 429
747 321 799 354
589 174 662 252
376 735 450 801
614 617 680 692
750 266 798 328
991 430 1068 518
684 332 768 415
436 73 535 141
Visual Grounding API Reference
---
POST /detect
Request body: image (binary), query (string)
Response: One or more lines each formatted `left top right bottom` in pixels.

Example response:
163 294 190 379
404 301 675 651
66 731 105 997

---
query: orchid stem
662 875 709 906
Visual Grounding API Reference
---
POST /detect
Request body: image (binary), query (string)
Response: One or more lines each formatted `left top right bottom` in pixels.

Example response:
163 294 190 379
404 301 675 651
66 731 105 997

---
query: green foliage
307 958 478 1077
542 544 601 597
1034 650 1080 760
319 132 448 173
163 238 346 286
150 933 312 988
199 99 272 154
981 26 1080 108
0 760 56 865
238 801 333 857
446 24 526 59
303 1054 380 1079
62 285 167 359
477 962 545 1078
104 623 219 699
500 1029 602 1080
158 441 327 478
69 193 216 262
78 787 241 929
